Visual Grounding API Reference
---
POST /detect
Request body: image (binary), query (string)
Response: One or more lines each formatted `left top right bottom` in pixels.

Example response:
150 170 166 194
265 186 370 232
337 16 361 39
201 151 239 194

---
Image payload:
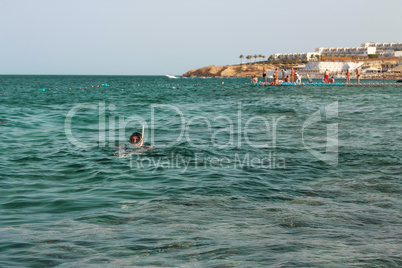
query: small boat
166 74 178 79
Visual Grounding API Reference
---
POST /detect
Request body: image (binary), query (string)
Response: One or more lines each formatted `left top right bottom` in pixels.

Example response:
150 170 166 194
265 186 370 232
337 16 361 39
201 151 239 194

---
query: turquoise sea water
0 75 401 267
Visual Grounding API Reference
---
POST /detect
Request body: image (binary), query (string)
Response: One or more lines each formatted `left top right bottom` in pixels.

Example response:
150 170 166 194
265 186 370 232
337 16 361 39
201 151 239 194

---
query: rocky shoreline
182 64 276 77
183 64 402 79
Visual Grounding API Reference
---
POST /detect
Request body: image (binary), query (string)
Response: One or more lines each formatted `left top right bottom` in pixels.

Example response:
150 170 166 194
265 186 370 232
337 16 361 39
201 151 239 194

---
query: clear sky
1 0 401 75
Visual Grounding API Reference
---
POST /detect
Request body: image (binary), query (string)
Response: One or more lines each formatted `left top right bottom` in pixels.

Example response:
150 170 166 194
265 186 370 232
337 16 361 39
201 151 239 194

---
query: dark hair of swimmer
129 132 142 144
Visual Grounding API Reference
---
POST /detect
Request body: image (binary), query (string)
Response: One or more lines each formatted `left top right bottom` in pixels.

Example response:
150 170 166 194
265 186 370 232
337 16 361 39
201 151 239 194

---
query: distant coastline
184 42 402 79
183 62 402 79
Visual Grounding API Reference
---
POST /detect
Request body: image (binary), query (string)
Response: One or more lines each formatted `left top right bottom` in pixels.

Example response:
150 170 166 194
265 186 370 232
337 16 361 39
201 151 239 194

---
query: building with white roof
273 52 320 61
315 46 376 56
270 42 401 73
377 51 402 58
361 42 402 51
303 61 364 73
273 46 375 62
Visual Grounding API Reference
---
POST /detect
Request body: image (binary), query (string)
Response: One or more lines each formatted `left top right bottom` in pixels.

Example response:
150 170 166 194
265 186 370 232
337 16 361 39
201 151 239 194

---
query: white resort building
272 52 320 62
361 42 402 51
303 61 364 73
315 46 376 57
377 51 402 58
273 42 402 62
272 52 318 61
271 42 401 73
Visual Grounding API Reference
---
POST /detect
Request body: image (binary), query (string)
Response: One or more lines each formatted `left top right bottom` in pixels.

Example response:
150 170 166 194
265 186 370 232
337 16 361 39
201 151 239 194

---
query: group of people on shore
259 67 302 85
325 68 360 84
252 67 362 85
323 69 336 84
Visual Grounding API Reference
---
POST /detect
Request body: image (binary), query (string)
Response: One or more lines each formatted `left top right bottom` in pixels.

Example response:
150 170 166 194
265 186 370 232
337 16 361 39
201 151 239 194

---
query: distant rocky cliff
182 64 276 77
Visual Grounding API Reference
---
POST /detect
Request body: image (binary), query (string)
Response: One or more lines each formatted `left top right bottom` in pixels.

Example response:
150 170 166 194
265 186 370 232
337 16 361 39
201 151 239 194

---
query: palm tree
247 55 252 64
295 55 300 63
239 54 244 65
268 55 273 62
258 54 263 62
254 54 258 63
262 55 266 62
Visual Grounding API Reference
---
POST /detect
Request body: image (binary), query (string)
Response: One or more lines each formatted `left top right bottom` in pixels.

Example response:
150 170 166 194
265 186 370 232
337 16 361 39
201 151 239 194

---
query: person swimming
129 132 143 146
252 75 259 84
114 128 153 156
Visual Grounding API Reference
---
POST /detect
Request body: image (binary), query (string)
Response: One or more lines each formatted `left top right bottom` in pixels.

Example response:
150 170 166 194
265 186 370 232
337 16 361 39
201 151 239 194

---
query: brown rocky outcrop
183 64 276 77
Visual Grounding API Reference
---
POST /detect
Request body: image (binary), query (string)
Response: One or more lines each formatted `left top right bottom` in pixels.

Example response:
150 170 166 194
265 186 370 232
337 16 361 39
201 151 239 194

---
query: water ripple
1 76 401 267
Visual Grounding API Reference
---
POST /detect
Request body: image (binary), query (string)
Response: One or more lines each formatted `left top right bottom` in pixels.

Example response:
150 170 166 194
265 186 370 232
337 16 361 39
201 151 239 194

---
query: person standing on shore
273 69 279 85
262 67 267 82
324 69 329 83
356 68 361 84
291 68 295 83
346 68 351 84
295 70 301 84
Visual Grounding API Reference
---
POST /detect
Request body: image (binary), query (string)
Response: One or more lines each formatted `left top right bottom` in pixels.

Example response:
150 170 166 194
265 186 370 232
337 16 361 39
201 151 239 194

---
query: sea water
0 75 401 267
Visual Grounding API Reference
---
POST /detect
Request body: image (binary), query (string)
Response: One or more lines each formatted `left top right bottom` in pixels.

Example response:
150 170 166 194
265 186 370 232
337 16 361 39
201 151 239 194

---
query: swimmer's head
129 132 142 144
